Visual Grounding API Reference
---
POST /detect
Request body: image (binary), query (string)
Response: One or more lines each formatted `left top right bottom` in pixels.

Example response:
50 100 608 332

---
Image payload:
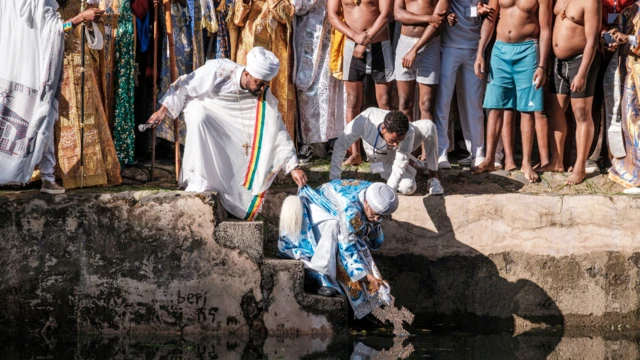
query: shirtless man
394 0 449 125
328 0 394 166
472 0 552 182
538 0 601 185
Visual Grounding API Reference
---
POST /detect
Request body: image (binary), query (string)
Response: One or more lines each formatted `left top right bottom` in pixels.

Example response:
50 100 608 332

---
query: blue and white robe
278 180 387 319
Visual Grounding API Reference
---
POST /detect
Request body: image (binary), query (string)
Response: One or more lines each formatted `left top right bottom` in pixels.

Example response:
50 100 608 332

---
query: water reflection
2 329 639 359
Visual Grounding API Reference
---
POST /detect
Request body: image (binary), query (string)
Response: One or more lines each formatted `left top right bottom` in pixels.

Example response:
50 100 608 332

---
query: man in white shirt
329 108 444 195
147 47 307 219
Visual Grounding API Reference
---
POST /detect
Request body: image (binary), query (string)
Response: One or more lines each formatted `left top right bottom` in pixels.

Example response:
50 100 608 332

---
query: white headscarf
245 46 280 81
363 183 399 216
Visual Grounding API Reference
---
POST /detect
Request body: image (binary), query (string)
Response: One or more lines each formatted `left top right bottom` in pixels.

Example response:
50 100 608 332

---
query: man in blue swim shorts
471 0 552 182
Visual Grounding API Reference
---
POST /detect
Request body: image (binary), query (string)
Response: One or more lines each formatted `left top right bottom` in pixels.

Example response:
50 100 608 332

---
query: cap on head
245 46 280 82
365 183 399 216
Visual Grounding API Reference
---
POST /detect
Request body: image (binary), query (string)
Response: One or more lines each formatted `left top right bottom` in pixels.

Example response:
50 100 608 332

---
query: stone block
214 221 264 263
261 259 348 335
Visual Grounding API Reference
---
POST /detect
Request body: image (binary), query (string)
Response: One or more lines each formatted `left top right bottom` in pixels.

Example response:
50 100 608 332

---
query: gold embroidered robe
56 1 122 189
234 0 296 139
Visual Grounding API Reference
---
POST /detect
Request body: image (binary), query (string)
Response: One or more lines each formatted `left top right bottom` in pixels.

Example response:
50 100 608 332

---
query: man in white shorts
394 0 450 123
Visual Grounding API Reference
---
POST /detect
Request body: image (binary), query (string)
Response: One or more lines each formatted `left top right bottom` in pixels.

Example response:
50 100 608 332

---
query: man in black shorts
550 54 601 99
538 0 601 185
328 0 394 166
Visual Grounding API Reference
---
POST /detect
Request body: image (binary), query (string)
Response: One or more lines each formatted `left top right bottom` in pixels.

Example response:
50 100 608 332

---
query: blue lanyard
372 129 387 163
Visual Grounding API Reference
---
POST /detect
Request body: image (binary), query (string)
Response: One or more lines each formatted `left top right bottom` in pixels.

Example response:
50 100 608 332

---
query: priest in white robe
147 47 307 220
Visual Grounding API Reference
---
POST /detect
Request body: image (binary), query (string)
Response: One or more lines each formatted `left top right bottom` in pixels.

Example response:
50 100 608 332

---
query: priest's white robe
161 59 298 219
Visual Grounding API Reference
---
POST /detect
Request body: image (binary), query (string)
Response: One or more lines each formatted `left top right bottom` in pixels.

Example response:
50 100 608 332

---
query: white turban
362 183 399 216
245 47 280 81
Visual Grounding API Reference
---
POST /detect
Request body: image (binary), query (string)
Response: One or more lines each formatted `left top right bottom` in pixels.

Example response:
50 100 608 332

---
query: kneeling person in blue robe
278 180 399 319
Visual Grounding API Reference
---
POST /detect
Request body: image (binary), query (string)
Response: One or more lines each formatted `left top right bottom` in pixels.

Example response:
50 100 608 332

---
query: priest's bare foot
343 154 363 166
521 163 539 183
537 161 564 173
567 167 586 185
471 161 496 175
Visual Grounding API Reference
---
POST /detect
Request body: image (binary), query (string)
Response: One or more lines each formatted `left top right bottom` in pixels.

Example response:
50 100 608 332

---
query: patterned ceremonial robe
203 0 236 60
98 0 121 130
278 180 388 319
0 0 64 184
608 2 640 188
293 0 346 144
112 0 136 165
234 0 296 140
156 2 196 145
56 1 122 188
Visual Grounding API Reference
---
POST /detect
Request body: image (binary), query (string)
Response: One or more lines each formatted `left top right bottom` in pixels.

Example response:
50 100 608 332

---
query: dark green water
3 327 640 359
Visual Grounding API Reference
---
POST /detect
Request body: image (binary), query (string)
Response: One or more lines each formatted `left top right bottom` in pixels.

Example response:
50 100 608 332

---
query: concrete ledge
261 192 640 329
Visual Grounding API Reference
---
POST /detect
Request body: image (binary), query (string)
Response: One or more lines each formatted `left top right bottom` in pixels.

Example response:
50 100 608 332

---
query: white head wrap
363 183 399 216
245 47 280 81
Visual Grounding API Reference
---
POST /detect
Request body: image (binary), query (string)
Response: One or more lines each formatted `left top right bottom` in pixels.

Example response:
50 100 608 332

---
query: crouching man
278 180 398 319
330 108 444 195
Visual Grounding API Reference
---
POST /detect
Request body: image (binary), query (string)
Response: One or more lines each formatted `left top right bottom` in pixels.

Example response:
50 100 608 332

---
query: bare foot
471 161 496 175
521 163 539 183
536 162 564 173
343 153 363 166
504 161 517 172
566 167 586 185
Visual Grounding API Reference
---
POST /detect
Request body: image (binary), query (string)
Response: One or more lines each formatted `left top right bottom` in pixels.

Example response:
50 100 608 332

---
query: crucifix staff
80 0 87 188
162 0 180 182
151 0 160 181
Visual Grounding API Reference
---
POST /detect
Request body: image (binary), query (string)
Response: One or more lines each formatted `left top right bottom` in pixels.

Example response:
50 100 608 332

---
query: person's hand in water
365 273 385 293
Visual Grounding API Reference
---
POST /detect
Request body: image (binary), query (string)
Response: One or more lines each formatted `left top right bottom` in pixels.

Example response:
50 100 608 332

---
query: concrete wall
0 191 344 338
4 188 640 337
262 192 640 330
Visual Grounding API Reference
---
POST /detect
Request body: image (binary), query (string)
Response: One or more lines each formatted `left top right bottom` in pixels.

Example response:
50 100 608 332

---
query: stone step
214 220 264 263
260 259 348 335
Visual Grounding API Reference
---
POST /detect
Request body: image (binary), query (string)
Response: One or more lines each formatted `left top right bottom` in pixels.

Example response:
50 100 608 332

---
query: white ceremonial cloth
604 48 627 158
303 203 340 279
293 0 347 144
161 59 298 219
0 0 64 184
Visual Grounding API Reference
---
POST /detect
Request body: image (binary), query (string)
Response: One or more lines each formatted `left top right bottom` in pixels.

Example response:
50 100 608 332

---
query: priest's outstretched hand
290 168 307 187
147 106 169 128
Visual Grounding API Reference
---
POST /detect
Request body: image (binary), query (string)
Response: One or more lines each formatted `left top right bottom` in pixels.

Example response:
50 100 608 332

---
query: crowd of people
1 0 639 196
